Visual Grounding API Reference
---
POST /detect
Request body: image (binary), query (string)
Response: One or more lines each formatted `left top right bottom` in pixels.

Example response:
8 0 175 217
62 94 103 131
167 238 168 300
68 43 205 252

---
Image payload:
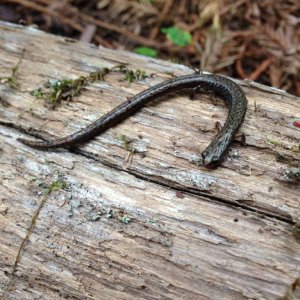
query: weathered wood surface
0 21 300 300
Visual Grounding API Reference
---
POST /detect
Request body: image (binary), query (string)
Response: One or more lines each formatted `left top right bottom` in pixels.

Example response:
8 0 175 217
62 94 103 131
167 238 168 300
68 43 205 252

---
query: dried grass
1 0 299 95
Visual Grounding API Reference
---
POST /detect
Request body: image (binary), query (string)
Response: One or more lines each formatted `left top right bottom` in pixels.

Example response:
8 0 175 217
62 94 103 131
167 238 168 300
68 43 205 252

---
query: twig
5 0 164 48
249 57 274 81
149 0 174 39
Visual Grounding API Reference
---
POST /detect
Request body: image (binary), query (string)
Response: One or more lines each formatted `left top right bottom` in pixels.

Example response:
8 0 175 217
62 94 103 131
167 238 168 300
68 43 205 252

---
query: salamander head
202 131 233 168
201 148 221 168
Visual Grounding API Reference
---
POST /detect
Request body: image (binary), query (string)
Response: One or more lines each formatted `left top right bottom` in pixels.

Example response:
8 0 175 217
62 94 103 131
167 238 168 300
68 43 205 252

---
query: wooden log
0 21 299 299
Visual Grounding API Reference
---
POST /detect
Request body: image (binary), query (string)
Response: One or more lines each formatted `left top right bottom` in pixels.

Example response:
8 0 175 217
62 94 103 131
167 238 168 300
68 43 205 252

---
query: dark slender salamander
18 73 247 168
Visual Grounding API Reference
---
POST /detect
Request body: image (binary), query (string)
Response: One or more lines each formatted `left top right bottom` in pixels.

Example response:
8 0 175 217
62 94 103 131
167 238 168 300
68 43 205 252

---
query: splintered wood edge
0 21 300 300
1 126 300 300
0 20 299 222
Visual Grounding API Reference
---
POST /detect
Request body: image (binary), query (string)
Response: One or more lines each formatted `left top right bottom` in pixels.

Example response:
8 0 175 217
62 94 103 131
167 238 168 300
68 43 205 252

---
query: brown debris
0 0 299 95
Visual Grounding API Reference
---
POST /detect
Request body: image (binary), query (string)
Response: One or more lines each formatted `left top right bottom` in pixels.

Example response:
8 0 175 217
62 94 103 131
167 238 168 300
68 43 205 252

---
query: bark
0 21 300 300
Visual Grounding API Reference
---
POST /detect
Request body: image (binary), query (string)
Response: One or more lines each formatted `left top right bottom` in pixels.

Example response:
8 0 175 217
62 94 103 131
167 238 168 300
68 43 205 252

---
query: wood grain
0 21 300 300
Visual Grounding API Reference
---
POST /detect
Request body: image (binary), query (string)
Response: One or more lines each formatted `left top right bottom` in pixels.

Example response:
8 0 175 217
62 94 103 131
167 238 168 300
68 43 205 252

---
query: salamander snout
201 149 221 169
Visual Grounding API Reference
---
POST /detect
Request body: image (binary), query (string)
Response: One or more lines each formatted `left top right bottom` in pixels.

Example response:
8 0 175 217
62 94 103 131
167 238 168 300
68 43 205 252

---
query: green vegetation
161 26 192 47
47 179 68 194
30 65 149 108
0 48 25 89
134 47 157 58
118 134 133 151
123 69 148 85
120 214 132 224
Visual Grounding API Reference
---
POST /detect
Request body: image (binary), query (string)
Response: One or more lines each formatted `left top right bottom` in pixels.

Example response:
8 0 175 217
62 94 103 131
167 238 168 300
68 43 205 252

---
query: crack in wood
71 148 294 225
0 120 295 225
1 194 48 297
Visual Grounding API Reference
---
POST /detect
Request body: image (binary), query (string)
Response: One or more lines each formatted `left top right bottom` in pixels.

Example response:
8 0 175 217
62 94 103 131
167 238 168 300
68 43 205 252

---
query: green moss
106 208 132 224
29 65 149 108
46 77 86 108
86 208 101 221
0 48 25 89
282 167 300 182
120 214 132 224
30 88 45 99
107 209 114 219
47 179 68 194
276 152 286 162
124 69 148 85
267 138 281 146
148 219 156 224
118 134 133 151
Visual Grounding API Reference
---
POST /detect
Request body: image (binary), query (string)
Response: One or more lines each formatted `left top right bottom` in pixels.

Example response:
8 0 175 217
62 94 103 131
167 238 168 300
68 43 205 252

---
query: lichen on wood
0 21 300 300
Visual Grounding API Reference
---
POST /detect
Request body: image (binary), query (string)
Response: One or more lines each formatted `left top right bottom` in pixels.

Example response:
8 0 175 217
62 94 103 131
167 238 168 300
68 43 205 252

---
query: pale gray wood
0 21 299 300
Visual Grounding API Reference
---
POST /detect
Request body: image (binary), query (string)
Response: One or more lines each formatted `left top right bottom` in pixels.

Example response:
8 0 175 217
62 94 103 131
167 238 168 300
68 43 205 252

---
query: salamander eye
212 155 219 162
201 150 209 159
